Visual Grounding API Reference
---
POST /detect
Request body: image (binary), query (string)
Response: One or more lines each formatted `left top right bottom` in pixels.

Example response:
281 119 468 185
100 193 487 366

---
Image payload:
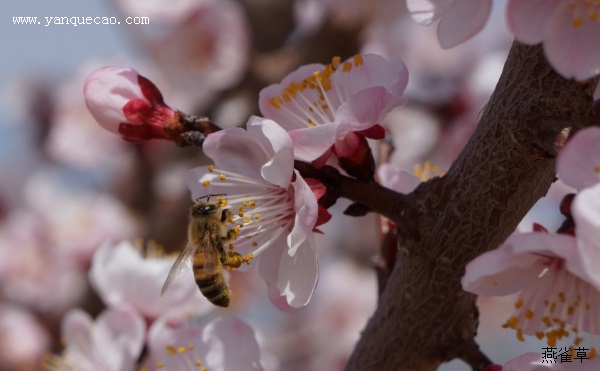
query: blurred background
0 0 572 370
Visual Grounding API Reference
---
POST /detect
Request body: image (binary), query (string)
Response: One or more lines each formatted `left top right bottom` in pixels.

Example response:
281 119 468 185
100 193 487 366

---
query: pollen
219 174 226 181
202 180 211 187
220 199 228 207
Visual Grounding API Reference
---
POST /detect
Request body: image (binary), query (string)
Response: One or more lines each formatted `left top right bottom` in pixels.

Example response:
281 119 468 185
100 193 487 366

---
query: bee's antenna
196 193 227 202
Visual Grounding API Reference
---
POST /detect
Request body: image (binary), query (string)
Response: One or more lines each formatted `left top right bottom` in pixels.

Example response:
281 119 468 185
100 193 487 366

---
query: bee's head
190 202 219 217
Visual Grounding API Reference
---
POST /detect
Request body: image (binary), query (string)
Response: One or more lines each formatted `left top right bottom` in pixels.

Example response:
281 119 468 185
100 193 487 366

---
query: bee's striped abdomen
193 254 230 307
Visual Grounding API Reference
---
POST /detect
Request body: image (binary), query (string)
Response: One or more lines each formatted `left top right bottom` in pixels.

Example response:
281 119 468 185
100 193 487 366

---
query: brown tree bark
344 42 599 370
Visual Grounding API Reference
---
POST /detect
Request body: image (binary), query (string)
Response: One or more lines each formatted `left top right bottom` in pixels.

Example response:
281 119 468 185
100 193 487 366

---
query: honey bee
161 194 246 307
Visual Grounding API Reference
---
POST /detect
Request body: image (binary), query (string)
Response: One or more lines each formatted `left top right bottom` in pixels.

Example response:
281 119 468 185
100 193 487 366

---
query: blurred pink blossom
144 314 263 371
115 0 202 22
507 0 600 80
46 62 133 170
148 0 251 97
89 240 212 321
259 54 408 162
557 127 600 191
0 211 86 315
0 304 50 371
406 0 493 48
23 172 141 267
45 306 146 371
187 116 319 311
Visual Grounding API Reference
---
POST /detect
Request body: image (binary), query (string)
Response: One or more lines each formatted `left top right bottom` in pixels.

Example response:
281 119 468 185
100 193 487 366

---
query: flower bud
84 66 182 142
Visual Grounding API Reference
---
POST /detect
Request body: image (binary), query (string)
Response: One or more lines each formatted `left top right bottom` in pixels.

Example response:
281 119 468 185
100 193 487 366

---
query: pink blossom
44 307 145 371
462 226 600 349
557 127 600 191
259 54 408 162
149 0 250 94
406 0 493 48
507 0 600 80
89 240 212 321
187 116 319 310
84 66 181 142
144 315 263 371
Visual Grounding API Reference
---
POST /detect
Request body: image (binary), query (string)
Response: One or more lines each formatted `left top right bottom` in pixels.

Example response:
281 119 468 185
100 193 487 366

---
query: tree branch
345 42 599 370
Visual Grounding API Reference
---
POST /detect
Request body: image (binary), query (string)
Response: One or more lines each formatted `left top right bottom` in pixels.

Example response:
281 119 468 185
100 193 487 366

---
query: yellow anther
307 118 316 126
547 331 557 347
166 345 176 355
243 218 251 224
178 347 186 353
202 180 211 187
220 199 228 207
516 328 525 342
524 309 534 319
589 10 598 21
254 214 261 220
208 166 214 172
239 212 244 217
252 242 258 247
188 344 195 350
590 347 597 359
353 54 364 66
572 17 584 27
269 96 283 109
229 243 234 250
332 56 341 68
196 360 202 366
594 165 600 173
219 174 226 181
515 297 524 309
248 201 256 207
157 362 165 369
535 331 544 340
342 62 352 72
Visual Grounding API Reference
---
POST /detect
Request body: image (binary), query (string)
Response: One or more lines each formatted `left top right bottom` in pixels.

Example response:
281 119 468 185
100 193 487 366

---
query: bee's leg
220 208 233 222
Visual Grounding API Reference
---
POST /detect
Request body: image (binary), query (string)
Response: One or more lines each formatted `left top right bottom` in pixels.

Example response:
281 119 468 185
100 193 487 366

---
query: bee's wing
160 242 198 296
199 225 221 275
